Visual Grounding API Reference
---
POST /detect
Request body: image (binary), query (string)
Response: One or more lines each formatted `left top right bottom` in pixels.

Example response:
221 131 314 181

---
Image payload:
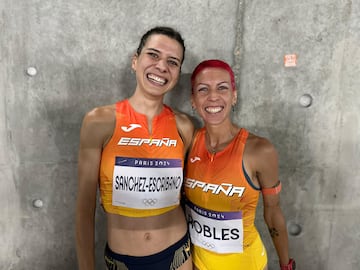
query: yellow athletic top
184 128 264 269
99 100 184 217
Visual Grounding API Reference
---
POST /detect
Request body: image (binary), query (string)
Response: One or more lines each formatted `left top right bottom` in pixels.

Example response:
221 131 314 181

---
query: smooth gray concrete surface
1 0 359 269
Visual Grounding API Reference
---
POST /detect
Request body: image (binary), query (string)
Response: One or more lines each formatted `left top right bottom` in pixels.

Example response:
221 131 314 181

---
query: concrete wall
0 0 359 269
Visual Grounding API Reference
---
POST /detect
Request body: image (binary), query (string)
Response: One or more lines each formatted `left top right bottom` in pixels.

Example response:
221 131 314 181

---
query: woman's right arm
75 107 114 270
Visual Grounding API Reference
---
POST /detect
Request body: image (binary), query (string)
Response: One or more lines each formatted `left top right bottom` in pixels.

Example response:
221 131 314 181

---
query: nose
156 59 167 72
207 88 219 100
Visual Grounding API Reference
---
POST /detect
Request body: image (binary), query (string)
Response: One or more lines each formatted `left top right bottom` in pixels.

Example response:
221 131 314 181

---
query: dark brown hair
136 26 186 64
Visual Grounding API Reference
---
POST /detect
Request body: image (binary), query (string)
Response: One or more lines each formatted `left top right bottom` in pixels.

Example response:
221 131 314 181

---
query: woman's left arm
256 138 291 266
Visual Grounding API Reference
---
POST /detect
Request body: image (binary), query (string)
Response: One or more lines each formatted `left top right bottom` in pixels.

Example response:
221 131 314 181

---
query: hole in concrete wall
32 199 44 208
287 221 302 237
299 93 313 107
26 66 38 76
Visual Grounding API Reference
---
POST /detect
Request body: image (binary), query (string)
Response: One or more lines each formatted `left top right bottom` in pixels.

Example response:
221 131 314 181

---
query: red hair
191 59 236 91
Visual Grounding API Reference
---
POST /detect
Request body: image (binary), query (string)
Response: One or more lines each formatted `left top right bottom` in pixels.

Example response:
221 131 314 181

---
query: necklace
205 126 239 154
206 140 226 154
208 145 217 154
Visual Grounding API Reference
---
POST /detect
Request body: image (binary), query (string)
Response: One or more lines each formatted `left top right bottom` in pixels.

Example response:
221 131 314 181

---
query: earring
232 104 236 112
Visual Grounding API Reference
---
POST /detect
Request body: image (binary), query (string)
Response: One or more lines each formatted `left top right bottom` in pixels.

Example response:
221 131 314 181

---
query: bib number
112 157 183 209
186 201 244 253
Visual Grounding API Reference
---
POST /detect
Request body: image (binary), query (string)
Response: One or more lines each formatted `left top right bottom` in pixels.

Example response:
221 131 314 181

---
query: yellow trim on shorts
192 234 267 270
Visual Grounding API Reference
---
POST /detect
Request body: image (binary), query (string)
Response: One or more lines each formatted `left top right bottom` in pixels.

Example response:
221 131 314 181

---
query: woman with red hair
184 59 295 270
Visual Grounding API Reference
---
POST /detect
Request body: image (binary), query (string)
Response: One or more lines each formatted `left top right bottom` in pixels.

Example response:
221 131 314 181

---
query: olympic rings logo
142 199 158 206
201 240 215 249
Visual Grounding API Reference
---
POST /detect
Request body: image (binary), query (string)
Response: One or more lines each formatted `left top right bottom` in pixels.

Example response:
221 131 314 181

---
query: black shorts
104 233 191 270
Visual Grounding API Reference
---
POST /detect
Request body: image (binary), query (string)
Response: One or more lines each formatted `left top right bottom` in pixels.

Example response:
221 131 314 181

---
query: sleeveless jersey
184 128 262 269
100 100 184 217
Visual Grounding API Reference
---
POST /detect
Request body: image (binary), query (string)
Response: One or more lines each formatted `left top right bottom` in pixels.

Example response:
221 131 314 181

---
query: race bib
112 157 183 209
186 201 244 253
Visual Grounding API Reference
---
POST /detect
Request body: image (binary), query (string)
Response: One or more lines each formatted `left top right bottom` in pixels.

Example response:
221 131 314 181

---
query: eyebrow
197 81 230 86
146 48 181 63
218 81 230 85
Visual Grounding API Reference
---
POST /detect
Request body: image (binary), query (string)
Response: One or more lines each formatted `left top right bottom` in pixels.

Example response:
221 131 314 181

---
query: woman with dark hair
76 26 194 270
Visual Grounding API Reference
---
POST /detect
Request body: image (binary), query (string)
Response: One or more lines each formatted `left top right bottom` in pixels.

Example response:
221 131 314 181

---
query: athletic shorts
193 234 268 270
104 233 191 270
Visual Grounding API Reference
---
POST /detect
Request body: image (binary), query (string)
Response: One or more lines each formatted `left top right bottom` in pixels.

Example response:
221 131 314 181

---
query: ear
131 53 138 71
232 89 238 106
190 94 196 110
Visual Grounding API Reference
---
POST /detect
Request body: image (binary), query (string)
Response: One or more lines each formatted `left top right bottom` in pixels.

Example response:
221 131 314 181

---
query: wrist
280 258 296 270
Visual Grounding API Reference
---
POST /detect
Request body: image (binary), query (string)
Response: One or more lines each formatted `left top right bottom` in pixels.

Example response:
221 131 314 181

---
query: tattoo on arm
269 227 279 238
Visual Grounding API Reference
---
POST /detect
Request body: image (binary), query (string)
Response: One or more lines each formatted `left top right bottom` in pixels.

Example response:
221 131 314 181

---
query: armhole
169 107 186 146
242 160 261 191
102 102 119 148
241 128 259 191
177 128 185 145
190 129 201 147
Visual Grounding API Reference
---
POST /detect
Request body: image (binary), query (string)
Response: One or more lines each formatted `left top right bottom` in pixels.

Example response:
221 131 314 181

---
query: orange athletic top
99 100 184 217
184 128 261 264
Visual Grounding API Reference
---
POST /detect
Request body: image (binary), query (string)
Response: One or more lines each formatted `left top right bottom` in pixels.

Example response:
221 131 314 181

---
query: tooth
206 107 222 113
148 74 165 84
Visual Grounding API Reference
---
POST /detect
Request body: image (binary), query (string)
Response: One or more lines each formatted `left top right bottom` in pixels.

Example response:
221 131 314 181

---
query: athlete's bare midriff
106 206 188 256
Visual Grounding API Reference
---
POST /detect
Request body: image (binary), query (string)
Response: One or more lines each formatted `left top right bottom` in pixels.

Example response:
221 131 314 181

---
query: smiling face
192 67 237 126
132 34 183 98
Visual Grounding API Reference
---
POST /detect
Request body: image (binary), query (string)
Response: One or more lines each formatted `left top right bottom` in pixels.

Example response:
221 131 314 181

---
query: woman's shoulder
172 109 195 150
80 104 117 142
245 132 277 157
84 104 116 123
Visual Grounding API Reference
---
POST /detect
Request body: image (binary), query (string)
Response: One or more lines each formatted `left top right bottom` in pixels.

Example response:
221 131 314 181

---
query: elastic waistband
105 232 189 265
